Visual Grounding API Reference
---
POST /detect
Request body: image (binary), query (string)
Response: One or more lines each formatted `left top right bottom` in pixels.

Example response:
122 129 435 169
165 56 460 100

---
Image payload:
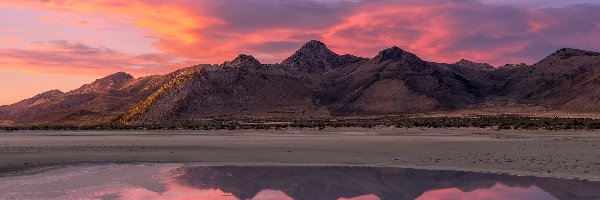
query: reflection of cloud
121 187 238 200
416 183 557 200
339 194 381 200
253 190 294 200
119 182 294 200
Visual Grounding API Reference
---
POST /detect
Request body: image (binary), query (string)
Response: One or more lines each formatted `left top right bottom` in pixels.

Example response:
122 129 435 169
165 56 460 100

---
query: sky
1 0 600 105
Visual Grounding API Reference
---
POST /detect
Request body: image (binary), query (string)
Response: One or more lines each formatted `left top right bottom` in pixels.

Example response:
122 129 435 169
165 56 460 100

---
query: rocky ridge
2 41 600 125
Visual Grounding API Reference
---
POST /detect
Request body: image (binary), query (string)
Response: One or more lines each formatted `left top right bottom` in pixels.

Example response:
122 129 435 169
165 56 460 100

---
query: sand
0 128 599 180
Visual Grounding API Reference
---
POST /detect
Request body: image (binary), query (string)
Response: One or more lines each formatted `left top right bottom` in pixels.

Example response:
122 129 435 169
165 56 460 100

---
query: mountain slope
0 72 173 125
315 47 492 116
3 41 600 125
500 48 600 112
125 55 328 123
125 43 494 123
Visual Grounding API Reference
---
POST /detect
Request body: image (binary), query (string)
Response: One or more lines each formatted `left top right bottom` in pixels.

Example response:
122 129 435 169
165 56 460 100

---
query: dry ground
0 128 599 180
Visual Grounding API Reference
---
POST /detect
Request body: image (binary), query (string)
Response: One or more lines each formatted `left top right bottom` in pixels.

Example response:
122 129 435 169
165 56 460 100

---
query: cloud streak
0 40 192 75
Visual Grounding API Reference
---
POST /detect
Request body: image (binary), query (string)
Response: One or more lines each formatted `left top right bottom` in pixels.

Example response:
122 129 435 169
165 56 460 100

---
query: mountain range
2 40 600 126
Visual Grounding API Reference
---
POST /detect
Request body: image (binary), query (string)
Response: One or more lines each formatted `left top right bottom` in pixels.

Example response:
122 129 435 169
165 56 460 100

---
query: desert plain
0 128 599 181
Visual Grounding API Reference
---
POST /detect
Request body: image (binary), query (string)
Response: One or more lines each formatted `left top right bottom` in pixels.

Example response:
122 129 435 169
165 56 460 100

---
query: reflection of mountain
175 166 600 200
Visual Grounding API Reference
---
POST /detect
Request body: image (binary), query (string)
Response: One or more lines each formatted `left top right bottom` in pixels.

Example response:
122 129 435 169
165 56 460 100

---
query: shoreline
2 161 599 182
1 128 599 181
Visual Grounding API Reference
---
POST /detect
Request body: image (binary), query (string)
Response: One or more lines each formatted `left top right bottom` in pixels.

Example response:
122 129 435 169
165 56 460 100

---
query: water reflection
175 166 600 200
1 164 599 200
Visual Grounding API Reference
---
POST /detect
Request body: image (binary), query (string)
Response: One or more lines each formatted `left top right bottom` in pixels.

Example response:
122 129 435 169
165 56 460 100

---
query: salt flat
0 128 599 180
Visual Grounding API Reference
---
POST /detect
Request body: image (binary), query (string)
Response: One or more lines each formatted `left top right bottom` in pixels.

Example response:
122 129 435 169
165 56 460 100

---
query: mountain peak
104 72 133 80
455 59 494 70
39 89 64 96
456 59 472 64
499 63 528 69
373 46 423 64
303 40 327 49
75 72 134 94
28 89 63 102
282 40 342 73
93 72 133 85
535 48 600 66
549 48 600 59
7 89 64 108
222 54 262 68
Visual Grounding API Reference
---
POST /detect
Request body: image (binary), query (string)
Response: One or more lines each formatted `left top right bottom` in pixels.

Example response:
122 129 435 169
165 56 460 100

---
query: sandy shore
1 128 599 180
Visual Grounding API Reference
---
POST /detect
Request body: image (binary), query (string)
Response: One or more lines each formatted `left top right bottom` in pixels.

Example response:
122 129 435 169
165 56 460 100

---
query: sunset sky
1 0 600 105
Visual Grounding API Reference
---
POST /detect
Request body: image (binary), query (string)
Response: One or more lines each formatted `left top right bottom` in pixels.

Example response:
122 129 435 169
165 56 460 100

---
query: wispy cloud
0 40 193 75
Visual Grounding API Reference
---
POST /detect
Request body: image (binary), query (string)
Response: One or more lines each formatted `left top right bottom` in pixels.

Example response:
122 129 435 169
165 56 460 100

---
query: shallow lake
0 164 599 200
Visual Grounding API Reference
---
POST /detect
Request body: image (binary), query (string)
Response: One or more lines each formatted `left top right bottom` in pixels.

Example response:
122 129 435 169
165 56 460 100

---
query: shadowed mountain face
500 48 600 112
2 41 600 125
176 166 600 200
282 40 344 73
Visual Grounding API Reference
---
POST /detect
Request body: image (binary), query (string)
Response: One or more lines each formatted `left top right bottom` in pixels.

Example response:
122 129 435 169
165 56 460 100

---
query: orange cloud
0 0 224 61
31 1 219 40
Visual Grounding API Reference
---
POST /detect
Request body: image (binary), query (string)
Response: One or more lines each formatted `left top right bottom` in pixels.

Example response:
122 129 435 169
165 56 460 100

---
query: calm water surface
0 164 598 200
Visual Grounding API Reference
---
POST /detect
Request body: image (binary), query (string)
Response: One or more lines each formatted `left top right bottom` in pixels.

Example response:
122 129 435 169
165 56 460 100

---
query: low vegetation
3 115 600 131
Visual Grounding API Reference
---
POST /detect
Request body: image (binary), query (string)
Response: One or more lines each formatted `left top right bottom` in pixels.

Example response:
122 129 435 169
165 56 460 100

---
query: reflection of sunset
119 179 294 200
119 183 237 200
253 190 294 200
120 178 558 200
339 194 381 200
119 182 559 200
1 164 597 200
416 183 557 200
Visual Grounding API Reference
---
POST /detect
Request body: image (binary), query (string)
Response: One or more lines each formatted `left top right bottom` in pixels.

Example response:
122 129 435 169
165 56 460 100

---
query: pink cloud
0 40 194 76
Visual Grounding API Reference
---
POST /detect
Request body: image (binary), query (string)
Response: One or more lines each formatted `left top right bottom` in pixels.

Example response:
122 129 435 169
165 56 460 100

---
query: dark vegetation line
3 115 600 131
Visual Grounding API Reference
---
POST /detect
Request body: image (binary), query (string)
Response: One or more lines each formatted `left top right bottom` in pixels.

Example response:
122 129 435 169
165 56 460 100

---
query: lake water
0 164 599 200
